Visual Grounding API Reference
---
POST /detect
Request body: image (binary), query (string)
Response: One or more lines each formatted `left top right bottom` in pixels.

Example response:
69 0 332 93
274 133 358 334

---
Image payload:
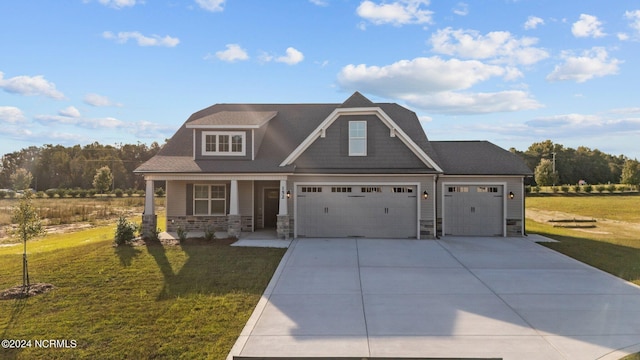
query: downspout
523 176 528 236
434 174 440 239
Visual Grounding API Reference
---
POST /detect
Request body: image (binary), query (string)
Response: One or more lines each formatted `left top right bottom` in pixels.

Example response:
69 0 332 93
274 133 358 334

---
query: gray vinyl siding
293 114 428 170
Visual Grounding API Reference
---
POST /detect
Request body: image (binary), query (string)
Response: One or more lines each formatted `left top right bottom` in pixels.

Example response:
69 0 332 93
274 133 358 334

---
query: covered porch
141 175 293 240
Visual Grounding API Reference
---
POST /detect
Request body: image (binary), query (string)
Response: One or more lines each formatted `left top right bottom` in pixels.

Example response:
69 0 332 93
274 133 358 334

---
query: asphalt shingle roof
431 141 533 176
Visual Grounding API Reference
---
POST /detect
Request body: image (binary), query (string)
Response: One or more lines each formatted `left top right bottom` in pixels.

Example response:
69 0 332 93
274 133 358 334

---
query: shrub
8 191 16 199
36 191 46 199
204 226 215 241
607 184 616 193
78 189 87 198
596 185 606 193
68 189 79 198
177 226 188 242
573 185 581 193
561 185 570 193
56 188 68 198
45 189 57 198
87 189 97 198
0 191 6 199
155 187 165 197
583 184 593 193
533 185 541 193
136 190 145 197
551 186 558 193
114 188 124 198
126 188 134 197
114 216 138 246
618 185 627 192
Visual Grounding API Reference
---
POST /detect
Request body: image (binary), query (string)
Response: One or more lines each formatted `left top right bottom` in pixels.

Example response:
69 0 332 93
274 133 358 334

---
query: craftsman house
134 92 532 239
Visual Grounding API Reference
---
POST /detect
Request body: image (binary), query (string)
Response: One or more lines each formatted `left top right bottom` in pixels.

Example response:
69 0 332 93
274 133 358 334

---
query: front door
263 188 279 228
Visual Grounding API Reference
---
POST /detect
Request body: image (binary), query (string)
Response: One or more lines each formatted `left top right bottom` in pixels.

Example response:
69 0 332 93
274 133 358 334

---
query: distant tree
12 191 45 288
534 158 558 186
11 168 33 191
621 159 640 186
93 166 113 194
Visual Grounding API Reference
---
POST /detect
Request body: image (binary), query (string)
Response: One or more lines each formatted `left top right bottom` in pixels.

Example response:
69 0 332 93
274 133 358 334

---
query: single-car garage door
444 185 504 236
296 185 417 238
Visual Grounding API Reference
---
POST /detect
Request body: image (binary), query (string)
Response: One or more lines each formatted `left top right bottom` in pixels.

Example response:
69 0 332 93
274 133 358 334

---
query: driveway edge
226 239 298 360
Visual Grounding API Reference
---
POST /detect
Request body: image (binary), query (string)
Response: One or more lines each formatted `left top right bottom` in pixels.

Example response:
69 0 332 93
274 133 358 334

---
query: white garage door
296 185 417 238
444 185 504 236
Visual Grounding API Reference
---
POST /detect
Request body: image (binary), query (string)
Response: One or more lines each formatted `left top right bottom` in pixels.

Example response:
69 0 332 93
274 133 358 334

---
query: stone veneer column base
277 215 290 240
141 214 157 238
227 215 242 239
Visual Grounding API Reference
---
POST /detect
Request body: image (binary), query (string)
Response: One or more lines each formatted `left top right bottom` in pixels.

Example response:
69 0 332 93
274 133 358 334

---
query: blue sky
1 0 639 159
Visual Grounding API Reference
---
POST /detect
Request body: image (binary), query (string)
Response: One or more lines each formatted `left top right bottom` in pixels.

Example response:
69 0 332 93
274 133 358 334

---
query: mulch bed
0 283 55 300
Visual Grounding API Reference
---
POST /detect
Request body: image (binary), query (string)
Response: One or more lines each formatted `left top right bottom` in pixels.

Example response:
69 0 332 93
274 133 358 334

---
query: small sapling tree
12 190 45 289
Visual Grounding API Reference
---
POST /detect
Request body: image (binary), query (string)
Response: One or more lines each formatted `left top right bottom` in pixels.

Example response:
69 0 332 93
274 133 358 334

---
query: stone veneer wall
420 219 435 238
166 215 228 233
506 218 523 236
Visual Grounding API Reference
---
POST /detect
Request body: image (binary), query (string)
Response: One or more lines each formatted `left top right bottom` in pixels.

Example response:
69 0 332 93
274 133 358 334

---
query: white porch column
144 179 155 215
278 179 288 215
229 179 239 215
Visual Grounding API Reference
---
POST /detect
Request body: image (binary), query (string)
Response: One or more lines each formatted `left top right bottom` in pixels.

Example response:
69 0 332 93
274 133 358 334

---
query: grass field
526 194 640 285
0 218 285 359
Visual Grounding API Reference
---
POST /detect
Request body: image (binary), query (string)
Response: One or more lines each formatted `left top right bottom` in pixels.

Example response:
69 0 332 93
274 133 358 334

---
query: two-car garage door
296 185 417 238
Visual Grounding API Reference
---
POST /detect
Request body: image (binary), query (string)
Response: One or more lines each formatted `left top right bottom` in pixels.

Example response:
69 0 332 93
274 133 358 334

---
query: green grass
526 194 640 285
0 221 285 359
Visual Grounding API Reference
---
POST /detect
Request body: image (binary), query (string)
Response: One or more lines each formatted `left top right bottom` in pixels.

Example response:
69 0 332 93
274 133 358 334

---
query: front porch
141 177 293 240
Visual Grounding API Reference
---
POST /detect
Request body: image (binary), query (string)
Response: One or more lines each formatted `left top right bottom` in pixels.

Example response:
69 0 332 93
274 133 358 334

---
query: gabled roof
431 141 533 176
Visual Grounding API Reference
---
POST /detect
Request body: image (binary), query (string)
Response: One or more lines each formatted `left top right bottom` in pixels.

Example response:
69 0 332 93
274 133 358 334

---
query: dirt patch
0 283 55 300
527 208 640 234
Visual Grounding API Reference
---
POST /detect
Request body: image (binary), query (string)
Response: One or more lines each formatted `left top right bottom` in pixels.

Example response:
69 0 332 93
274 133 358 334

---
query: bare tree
12 191 45 289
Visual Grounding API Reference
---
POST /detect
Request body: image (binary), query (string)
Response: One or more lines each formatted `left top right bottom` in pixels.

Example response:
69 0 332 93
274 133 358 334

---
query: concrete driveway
228 237 640 360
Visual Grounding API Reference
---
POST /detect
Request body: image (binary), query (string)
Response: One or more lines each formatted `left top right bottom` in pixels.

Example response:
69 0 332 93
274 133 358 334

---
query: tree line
510 140 640 186
0 142 162 192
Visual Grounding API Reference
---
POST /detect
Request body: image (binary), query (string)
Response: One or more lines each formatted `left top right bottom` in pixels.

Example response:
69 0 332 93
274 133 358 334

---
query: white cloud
546 47 621 83
213 44 249 63
572 14 605 38
337 57 542 114
356 0 433 26
524 16 544 30
102 31 180 47
453 2 468 16
35 114 124 129
0 106 25 123
624 10 640 39
338 57 507 95
429 28 549 65
0 71 65 99
524 112 640 138
276 47 304 65
195 0 225 12
404 90 542 114
618 33 630 41
95 0 139 9
84 93 122 107
58 106 81 118
309 0 329 6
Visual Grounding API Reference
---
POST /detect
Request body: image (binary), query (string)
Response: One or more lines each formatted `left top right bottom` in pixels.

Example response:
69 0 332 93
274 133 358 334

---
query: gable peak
339 91 375 108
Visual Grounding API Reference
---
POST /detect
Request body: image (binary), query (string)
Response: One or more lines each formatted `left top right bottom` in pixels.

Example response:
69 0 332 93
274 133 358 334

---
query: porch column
277 179 290 239
144 179 155 215
278 179 288 215
142 179 157 238
229 179 239 215
227 179 241 238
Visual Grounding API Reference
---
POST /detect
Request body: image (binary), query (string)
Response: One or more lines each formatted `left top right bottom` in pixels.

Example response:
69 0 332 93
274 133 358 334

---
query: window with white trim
348 121 367 156
202 131 245 156
194 184 226 215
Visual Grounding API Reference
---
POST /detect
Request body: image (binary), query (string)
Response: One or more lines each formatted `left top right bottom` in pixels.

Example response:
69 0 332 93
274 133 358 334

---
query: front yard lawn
0 224 285 359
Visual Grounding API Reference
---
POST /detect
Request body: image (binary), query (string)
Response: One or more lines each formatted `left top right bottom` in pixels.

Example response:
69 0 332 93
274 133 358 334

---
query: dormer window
202 131 245 156
349 121 367 156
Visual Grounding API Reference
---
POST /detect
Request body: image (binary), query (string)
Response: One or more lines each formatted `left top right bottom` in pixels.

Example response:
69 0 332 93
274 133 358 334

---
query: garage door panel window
477 186 499 193
194 184 226 215
331 187 352 193
448 186 469 193
393 187 414 193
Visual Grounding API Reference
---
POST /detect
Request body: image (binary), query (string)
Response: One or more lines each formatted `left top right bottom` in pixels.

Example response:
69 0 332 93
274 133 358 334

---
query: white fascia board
185 124 261 129
279 106 443 172
143 173 291 181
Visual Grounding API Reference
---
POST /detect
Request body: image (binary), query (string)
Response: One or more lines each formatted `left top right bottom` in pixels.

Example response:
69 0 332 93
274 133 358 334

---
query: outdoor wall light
509 191 515 199
286 190 291 199
423 191 429 199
